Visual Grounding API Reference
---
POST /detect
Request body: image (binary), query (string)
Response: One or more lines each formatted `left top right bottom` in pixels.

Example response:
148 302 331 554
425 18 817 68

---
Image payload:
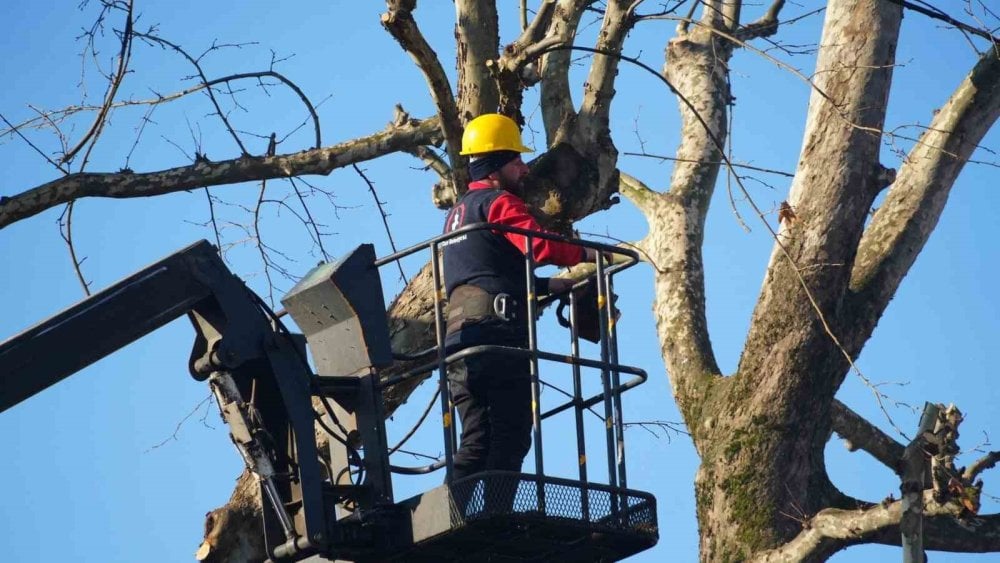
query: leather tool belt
446 284 522 334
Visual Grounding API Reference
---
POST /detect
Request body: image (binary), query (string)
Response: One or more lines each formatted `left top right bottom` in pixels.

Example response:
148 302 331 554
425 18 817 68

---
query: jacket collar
467 180 498 191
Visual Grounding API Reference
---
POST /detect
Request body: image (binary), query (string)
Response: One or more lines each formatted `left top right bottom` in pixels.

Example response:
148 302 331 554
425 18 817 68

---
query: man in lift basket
441 113 604 494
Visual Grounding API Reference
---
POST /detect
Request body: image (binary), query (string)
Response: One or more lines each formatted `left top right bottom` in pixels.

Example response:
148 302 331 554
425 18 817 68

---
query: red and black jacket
441 181 584 301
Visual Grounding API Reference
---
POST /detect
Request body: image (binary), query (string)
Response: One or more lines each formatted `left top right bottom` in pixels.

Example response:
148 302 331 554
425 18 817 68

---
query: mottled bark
522 0 640 230
738 0 902 401
454 0 500 121
650 2 757 556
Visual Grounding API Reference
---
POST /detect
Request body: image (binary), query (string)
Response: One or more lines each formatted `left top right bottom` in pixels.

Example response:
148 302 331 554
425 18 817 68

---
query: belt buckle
493 293 516 322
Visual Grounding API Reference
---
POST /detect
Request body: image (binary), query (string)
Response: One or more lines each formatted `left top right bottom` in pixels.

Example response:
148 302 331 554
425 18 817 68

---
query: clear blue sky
1 2 998 562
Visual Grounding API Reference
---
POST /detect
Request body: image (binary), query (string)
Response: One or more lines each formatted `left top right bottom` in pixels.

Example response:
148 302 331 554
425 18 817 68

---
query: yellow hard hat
460 113 533 155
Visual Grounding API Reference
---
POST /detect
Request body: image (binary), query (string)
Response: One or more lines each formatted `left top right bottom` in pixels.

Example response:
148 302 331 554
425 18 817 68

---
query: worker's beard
498 171 527 197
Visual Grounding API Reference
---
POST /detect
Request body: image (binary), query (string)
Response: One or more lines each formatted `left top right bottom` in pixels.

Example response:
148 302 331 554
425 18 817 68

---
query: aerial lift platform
0 225 658 562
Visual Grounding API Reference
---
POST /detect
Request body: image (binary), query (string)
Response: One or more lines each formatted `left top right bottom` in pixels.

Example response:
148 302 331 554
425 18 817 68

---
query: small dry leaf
947 477 980 515
961 496 979 514
778 201 797 225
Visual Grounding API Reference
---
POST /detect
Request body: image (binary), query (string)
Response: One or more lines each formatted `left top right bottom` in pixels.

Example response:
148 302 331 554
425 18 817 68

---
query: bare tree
4 1 1000 561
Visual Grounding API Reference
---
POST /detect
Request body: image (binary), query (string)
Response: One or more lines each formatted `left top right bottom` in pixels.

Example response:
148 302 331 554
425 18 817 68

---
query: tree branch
699 0 732 32
539 0 591 142
7 69 321 151
736 0 785 41
752 493 1000 562
576 0 638 137
63 0 134 165
404 145 455 208
830 399 905 470
633 0 746 432
134 32 251 156
382 1 467 198
720 0 743 32
737 0 903 409
847 49 1000 355
618 170 658 215
492 0 559 120
512 0 558 54
0 114 441 229
454 0 500 120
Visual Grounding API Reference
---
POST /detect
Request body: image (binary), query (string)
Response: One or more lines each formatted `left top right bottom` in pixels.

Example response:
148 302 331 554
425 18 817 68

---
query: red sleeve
487 192 585 267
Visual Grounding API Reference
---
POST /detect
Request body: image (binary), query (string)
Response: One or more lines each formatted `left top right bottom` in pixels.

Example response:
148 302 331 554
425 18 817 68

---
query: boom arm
0 240 328 561
1 240 220 412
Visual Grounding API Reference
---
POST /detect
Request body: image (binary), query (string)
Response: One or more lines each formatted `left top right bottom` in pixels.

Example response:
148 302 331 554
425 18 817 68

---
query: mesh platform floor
374 472 658 562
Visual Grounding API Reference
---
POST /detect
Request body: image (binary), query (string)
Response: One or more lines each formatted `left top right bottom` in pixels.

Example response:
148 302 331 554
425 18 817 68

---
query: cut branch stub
524 142 619 230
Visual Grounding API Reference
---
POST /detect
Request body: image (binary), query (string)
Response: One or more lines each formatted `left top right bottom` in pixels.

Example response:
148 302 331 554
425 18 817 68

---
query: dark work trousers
446 320 531 514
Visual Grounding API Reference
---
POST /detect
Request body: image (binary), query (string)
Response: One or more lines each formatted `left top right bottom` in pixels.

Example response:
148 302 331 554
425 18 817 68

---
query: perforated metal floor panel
378 472 658 562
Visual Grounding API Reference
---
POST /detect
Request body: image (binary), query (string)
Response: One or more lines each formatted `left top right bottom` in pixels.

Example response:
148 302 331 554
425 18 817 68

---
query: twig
885 0 1000 44
723 67 752 232
134 32 249 155
253 180 276 306
145 394 214 452
204 188 223 251
287 177 330 261
623 419 689 441
58 201 91 296
62 0 134 164
352 164 407 284
0 113 68 174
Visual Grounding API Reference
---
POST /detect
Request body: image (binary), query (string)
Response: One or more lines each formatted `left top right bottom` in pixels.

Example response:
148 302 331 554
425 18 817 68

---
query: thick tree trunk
696 417 841 563
650 1 904 560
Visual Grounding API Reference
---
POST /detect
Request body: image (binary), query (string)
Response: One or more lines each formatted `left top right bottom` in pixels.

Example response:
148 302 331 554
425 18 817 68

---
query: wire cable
388 388 440 456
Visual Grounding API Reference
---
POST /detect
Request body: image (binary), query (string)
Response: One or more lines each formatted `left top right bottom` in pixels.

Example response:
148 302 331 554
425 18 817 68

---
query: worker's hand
547 277 577 296
584 248 614 264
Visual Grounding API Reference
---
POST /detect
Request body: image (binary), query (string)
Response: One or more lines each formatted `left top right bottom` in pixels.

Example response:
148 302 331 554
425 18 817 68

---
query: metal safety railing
371 223 648 510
